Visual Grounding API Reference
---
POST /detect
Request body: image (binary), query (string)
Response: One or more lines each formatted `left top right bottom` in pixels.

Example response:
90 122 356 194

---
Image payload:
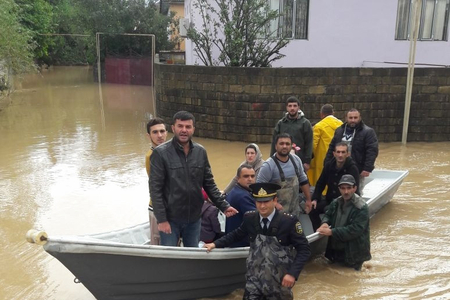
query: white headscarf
223 143 265 194
242 143 264 173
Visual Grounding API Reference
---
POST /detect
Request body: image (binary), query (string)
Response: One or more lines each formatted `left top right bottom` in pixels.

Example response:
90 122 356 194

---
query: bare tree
187 0 290 67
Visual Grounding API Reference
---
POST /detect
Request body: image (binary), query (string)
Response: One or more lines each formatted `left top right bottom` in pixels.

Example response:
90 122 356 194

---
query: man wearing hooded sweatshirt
324 108 378 191
270 96 313 172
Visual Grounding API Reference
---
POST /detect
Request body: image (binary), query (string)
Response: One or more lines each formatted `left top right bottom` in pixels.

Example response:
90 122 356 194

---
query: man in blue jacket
225 164 256 247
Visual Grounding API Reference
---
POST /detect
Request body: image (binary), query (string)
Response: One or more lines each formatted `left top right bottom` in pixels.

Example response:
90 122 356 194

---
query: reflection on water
1 67 449 300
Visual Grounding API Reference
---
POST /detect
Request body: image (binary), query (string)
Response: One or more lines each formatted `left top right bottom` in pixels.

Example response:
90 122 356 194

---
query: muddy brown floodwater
1 67 449 300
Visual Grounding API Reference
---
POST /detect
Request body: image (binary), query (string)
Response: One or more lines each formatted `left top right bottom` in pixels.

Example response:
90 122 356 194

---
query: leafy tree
0 0 36 75
48 0 176 64
187 0 290 67
72 0 174 53
15 0 55 65
2 0 176 67
47 0 93 65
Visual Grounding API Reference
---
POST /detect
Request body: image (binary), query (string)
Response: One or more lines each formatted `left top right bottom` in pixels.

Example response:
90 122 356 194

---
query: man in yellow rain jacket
307 104 342 188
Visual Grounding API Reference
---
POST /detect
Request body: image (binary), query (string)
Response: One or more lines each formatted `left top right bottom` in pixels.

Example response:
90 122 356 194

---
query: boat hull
40 169 408 300
47 250 246 300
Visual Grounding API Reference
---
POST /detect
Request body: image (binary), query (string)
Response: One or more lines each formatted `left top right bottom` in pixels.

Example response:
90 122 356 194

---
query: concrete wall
185 0 450 67
155 63 450 142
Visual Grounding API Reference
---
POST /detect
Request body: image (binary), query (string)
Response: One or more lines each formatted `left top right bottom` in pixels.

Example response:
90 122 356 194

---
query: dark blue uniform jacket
215 210 311 279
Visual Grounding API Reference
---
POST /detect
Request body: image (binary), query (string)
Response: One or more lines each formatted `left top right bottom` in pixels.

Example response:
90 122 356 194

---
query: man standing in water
325 108 378 191
146 117 167 245
150 111 237 247
204 182 310 300
317 174 371 270
258 133 312 216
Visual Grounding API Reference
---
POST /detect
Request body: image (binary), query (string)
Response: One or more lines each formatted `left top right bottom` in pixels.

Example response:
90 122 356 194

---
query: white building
184 0 450 67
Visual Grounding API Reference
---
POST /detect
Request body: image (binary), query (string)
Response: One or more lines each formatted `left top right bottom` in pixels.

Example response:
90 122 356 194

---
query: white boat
27 169 408 300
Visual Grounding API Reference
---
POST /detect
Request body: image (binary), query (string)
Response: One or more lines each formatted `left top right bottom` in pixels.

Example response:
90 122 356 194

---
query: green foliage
3 0 176 66
46 0 93 65
52 0 176 64
0 0 36 74
187 0 290 67
68 0 174 62
15 0 55 65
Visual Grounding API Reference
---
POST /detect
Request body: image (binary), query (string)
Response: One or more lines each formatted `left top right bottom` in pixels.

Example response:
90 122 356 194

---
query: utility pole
402 0 422 145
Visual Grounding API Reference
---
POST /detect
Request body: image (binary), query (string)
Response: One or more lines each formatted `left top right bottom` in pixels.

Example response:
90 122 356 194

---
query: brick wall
155 64 450 142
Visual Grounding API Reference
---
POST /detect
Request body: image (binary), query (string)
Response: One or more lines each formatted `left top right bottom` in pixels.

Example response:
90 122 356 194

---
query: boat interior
84 170 406 247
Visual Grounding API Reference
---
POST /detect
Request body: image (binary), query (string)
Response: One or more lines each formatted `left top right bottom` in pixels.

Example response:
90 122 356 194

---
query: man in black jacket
150 111 237 247
204 183 310 300
325 108 378 191
309 142 360 231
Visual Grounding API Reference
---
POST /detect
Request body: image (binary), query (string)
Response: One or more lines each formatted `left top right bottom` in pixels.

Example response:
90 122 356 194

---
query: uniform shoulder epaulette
282 212 294 218
244 210 256 215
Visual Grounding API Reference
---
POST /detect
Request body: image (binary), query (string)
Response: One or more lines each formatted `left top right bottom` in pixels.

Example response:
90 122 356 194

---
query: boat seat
89 224 151 245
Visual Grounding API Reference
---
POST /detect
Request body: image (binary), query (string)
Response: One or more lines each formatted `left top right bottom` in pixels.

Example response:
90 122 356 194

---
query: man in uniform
270 96 313 172
317 174 371 270
258 133 312 216
204 183 311 300
146 117 167 245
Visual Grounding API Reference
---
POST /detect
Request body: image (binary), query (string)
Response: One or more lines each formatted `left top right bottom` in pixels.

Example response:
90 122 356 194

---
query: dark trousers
309 200 329 232
327 247 363 271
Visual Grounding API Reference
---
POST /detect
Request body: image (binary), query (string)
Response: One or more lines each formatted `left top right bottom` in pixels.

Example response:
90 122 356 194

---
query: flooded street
1 67 449 300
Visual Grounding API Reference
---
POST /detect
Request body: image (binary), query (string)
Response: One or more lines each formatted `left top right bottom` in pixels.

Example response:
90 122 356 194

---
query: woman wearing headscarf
223 143 264 194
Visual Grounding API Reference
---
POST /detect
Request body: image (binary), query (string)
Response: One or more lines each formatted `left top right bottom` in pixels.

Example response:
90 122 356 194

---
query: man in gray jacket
150 111 238 247
259 133 312 217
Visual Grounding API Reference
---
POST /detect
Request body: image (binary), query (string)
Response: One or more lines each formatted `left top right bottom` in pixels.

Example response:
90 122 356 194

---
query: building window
396 0 450 41
270 0 309 39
